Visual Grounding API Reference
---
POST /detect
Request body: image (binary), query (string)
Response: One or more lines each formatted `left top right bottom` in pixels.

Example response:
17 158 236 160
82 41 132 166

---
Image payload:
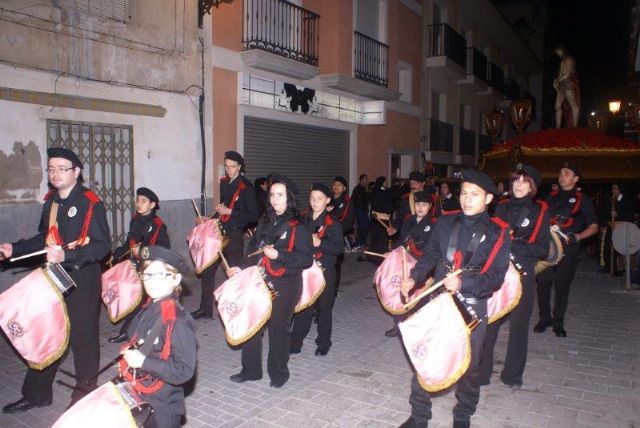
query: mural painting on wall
279 83 318 115
0 141 42 202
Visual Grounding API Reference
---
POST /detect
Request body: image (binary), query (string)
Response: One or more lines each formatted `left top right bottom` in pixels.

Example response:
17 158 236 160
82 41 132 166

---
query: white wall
0 63 211 203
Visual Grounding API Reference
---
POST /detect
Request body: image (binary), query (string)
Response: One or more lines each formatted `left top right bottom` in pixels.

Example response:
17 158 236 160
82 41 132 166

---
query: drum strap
464 222 487 268
445 216 487 271
445 217 462 269
220 180 246 223
46 202 63 246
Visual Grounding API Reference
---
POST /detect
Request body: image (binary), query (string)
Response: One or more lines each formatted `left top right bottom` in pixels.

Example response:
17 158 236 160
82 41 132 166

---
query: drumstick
218 249 231 274
9 243 73 263
363 250 386 258
401 248 408 304
191 199 202 218
247 248 264 258
401 269 463 311
376 217 392 234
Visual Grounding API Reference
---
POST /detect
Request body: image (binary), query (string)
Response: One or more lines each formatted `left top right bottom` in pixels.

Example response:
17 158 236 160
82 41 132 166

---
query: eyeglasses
139 272 175 281
46 167 75 174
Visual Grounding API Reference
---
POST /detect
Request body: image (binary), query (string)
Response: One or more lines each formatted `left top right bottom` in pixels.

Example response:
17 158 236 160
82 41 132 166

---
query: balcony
318 31 399 101
426 23 467 76
488 62 504 93
503 78 521 101
459 128 476 156
458 48 489 89
241 0 320 80
430 119 454 152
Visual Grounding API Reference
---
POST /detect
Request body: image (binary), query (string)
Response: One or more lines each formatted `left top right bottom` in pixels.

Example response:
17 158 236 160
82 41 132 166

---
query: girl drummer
478 164 550 389
228 175 313 388
119 246 197 428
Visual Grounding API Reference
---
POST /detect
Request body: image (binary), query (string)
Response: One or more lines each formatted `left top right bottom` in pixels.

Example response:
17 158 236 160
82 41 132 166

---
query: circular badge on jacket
68 206 77 217
569 197 576 203
521 218 530 227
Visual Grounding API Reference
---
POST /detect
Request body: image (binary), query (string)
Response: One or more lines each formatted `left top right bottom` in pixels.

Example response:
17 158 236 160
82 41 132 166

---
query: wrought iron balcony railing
427 23 467 69
429 119 454 152
488 62 504 93
466 47 488 81
353 31 389 87
243 0 320 66
459 128 476 156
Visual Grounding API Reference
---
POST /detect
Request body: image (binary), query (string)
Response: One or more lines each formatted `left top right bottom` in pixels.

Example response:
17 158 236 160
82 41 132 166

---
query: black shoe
107 333 128 343
3 397 52 414
289 347 301 355
399 416 428 428
314 348 328 356
191 309 213 320
229 371 261 383
500 374 522 389
385 327 398 337
453 420 470 428
533 320 552 333
553 325 567 337
269 377 288 388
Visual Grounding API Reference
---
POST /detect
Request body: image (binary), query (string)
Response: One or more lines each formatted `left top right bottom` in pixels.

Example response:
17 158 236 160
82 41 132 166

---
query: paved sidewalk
1 252 639 427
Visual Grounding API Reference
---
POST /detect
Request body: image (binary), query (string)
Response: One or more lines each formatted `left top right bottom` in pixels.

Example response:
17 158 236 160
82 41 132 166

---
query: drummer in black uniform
119 245 196 428
109 187 171 343
328 176 354 295
227 175 313 388
291 183 343 356
394 172 426 234
534 162 598 337
1 147 111 412
192 151 259 320
400 169 510 428
479 164 550 388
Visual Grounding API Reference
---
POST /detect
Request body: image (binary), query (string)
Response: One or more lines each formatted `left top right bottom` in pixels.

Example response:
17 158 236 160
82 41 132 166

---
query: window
398 61 413 103
56 0 130 22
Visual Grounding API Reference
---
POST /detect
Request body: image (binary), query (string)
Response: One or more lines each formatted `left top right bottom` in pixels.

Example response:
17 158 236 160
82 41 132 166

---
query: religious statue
553 46 580 128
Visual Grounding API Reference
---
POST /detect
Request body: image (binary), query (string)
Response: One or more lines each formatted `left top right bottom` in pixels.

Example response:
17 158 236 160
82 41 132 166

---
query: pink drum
214 266 273 346
0 263 74 370
295 261 326 313
374 247 431 314
101 260 143 323
487 262 522 324
398 293 472 392
187 219 225 274
52 379 152 428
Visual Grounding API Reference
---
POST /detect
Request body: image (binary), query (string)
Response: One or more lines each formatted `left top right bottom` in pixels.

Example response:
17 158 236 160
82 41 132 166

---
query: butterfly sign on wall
278 83 317 114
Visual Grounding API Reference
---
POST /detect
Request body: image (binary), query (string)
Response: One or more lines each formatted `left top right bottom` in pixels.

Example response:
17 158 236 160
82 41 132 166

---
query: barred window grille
56 0 130 22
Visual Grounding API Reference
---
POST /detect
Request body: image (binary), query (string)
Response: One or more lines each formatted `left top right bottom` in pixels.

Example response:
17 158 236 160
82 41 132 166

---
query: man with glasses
1 147 111 413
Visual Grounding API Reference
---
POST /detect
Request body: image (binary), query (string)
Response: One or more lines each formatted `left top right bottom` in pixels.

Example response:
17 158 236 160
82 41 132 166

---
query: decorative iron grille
47 120 134 246
427 23 467 69
354 31 389 87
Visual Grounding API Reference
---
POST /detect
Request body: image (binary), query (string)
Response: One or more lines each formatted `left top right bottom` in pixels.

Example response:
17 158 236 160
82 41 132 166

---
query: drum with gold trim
535 227 564 274
101 260 144 323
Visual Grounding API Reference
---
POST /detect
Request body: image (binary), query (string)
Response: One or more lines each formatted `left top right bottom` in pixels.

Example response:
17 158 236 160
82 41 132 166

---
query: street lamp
609 100 622 114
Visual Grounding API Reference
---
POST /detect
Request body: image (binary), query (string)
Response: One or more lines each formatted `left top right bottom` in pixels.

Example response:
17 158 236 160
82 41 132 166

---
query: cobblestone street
1 252 639 428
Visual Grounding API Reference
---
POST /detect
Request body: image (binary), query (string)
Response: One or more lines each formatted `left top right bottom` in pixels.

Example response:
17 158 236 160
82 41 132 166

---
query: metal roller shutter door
244 116 350 206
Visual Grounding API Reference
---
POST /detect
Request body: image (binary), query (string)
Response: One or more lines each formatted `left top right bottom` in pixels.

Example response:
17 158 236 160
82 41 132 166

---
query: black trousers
240 275 302 383
335 253 345 293
22 263 101 403
479 259 536 385
290 265 337 352
536 242 580 327
198 229 244 314
409 299 488 423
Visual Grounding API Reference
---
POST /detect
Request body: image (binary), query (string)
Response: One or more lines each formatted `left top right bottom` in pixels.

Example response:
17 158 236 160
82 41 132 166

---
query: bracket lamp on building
608 100 622 114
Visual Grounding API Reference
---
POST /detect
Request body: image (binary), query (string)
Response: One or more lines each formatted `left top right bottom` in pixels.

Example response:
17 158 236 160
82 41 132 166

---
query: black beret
561 161 581 178
409 171 426 182
47 147 83 169
136 187 160 209
139 246 188 275
224 151 246 171
414 190 434 203
270 174 300 197
333 176 348 187
515 163 542 187
459 169 499 194
310 182 332 198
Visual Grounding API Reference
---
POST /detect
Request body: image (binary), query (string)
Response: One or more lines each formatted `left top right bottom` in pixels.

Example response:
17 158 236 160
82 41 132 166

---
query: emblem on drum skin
411 343 428 360
68 206 77 217
140 247 150 260
7 320 24 338
222 302 239 318
390 275 402 288
103 288 118 304
189 239 203 254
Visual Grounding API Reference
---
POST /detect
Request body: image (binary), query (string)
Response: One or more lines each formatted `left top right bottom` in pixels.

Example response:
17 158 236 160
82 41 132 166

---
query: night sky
546 0 633 121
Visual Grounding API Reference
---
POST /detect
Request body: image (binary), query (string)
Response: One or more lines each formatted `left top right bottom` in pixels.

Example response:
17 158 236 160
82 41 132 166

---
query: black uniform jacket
113 213 170 260
398 214 436 259
244 213 314 279
301 210 343 267
494 197 550 262
219 175 259 231
12 183 111 270
615 194 636 223
410 211 510 299
125 296 197 416
547 188 597 235
331 192 355 234
440 194 461 214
